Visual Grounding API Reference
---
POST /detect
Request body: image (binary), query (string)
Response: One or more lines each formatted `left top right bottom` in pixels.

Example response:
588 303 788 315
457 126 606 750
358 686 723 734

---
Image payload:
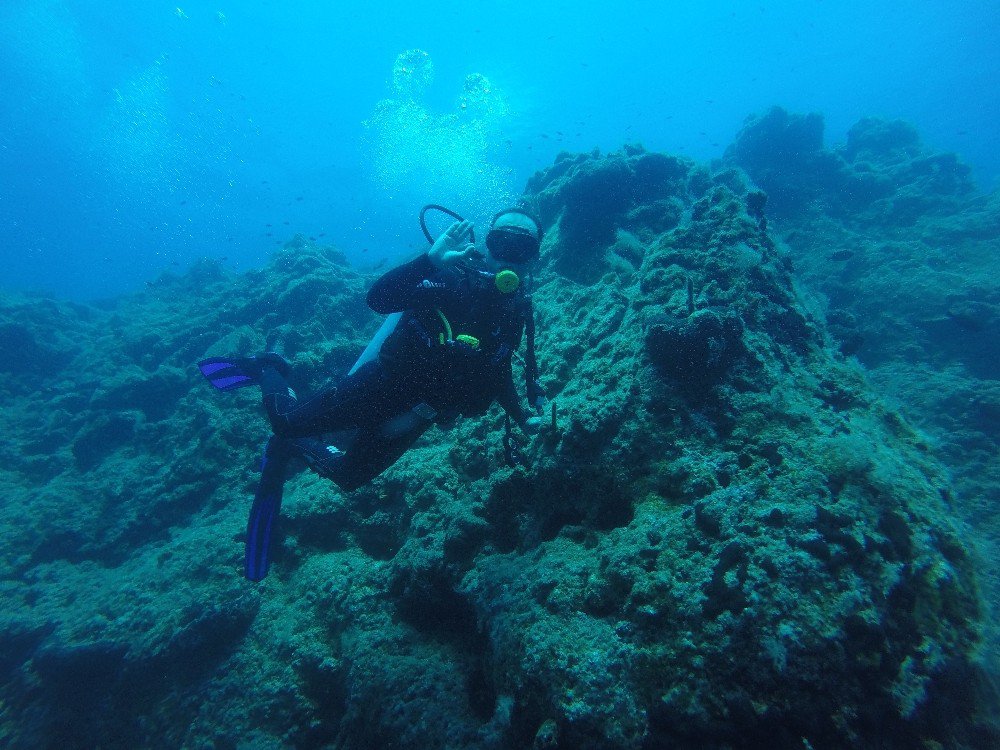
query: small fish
829 250 854 262
283 221 290 225
318 233 326 237
308 236 316 241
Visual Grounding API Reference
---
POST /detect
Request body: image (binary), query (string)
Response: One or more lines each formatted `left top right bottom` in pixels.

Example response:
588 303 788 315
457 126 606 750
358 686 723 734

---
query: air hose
419 204 476 245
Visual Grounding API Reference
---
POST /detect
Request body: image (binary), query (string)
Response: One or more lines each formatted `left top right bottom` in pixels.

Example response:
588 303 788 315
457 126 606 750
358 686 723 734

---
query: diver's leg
257 359 435 490
293 423 430 492
260 360 392 438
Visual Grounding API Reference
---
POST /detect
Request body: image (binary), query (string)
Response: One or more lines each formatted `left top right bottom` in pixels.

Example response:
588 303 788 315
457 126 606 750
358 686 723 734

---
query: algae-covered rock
0 142 995 750
728 107 1000 684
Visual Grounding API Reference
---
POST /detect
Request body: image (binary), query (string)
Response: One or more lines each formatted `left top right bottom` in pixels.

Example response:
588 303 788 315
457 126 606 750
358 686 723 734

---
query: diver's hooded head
485 208 543 270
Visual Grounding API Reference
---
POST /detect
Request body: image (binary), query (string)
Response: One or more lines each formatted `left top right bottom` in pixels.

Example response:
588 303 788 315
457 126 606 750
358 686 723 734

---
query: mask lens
487 228 540 263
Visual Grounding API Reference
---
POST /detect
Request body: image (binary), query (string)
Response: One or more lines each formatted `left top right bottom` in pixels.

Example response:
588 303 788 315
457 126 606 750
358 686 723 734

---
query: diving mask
486 225 541 264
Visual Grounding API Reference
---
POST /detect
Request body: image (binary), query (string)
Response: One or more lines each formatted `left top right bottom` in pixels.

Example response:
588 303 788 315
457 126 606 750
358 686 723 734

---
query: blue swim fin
245 436 292 581
198 353 290 391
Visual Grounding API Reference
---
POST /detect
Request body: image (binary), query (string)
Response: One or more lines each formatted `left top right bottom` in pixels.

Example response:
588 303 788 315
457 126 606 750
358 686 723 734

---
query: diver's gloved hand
428 220 482 271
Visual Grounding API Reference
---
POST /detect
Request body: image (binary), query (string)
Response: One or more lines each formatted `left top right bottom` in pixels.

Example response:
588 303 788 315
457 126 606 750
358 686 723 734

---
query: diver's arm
367 253 452 313
367 221 478 313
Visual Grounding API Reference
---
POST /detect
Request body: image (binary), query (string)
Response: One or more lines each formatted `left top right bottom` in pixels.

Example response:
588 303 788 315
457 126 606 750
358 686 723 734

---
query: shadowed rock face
645 308 745 389
0 136 996 748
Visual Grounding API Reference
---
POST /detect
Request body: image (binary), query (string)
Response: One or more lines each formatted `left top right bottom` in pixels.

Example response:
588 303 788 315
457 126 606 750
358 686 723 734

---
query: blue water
1 0 997 299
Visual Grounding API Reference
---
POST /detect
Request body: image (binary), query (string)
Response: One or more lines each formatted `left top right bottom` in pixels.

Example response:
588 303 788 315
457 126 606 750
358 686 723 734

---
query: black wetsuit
259 253 530 491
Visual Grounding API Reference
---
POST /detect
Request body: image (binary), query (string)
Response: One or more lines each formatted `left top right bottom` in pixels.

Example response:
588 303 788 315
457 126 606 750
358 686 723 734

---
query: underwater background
2 1 999 748
3 0 998 299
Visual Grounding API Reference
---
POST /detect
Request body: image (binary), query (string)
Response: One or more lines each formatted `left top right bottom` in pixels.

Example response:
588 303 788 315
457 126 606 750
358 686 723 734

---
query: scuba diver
198 206 546 581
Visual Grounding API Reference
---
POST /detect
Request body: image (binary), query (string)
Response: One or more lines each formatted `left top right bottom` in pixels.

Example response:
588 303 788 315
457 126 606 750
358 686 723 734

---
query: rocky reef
727 106 1000 676
0 125 997 748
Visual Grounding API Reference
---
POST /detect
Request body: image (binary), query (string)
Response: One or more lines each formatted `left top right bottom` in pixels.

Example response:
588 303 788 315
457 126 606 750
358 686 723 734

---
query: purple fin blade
199 359 233 376
211 374 254 390
245 491 280 581
197 357 258 390
245 437 290 581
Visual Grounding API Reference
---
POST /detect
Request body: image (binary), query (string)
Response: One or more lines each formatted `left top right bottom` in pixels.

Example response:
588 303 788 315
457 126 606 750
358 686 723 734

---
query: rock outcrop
0 139 994 748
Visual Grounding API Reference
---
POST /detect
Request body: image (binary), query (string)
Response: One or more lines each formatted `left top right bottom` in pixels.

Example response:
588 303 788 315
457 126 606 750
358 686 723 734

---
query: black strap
503 413 524 467
523 295 543 410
